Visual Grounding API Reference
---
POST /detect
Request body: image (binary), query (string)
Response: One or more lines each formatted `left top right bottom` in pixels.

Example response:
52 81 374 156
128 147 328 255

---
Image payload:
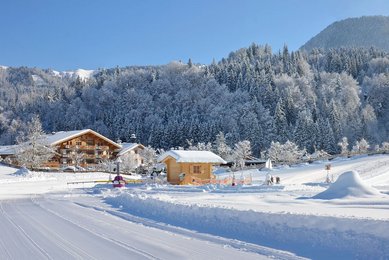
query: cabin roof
117 143 144 156
158 150 226 164
43 129 121 148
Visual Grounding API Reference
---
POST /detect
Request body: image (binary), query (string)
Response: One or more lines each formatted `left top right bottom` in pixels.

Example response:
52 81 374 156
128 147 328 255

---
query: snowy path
0 196 293 260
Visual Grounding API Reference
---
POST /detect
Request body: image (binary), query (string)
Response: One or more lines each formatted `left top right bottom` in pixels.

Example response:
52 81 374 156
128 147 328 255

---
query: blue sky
1 0 389 70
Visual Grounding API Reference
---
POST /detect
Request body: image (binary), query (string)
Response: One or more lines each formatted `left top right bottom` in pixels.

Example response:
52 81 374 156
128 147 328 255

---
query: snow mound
13 167 32 176
313 171 382 199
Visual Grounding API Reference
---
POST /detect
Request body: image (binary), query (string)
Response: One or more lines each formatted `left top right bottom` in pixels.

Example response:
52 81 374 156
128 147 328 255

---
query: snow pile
313 171 382 199
13 167 32 177
102 191 389 259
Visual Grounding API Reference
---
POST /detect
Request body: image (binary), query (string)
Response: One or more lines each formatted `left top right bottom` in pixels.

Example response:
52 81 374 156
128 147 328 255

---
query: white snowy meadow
1 154 388 259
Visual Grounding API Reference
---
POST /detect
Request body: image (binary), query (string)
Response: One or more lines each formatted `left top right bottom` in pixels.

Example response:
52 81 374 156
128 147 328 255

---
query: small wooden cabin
158 150 226 185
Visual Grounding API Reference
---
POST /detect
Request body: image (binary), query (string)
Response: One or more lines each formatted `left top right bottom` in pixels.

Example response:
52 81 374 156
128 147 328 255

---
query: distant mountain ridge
300 16 389 52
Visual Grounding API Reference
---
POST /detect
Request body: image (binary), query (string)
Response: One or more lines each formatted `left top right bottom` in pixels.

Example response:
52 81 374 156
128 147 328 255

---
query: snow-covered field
1 155 389 259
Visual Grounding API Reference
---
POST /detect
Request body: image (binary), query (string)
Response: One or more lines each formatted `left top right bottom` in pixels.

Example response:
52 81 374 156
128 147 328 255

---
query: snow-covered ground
1 154 389 259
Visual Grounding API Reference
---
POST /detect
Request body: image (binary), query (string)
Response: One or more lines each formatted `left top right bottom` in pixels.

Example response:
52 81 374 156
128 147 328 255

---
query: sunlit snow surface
1 154 389 259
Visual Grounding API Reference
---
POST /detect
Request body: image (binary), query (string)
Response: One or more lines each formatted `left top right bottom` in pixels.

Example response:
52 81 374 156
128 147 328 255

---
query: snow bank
313 171 382 199
103 191 389 260
13 167 32 176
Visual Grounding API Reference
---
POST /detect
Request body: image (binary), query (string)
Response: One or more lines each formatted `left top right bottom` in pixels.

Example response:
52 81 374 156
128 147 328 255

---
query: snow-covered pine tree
214 132 231 160
317 117 337 154
274 99 289 143
293 109 317 153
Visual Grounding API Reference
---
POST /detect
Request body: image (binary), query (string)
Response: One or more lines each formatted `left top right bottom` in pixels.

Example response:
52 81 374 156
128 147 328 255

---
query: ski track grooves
0 206 12 260
30 197 160 260
9 199 96 259
0 201 52 259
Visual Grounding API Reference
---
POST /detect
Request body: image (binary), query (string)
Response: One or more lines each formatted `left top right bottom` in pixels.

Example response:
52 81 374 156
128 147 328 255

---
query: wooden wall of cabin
165 157 182 184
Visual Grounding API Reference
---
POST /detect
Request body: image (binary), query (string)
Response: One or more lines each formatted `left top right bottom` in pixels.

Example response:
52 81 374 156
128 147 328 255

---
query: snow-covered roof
158 150 227 164
42 129 121 148
0 145 17 155
0 130 121 155
117 143 144 156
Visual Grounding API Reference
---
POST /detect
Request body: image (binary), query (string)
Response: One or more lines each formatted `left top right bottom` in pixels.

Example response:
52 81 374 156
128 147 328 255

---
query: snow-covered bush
140 146 158 173
187 140 212 151
268 141 282 163
15 115 55 169
231 140 252 169
307 149 331 160
381 142 389 152
268 140 305 165
120 153 138 173
338 137 349 156
352 138 370 154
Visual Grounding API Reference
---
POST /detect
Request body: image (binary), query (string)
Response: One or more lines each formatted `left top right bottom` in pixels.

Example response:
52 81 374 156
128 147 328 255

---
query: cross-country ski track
0 196 301 260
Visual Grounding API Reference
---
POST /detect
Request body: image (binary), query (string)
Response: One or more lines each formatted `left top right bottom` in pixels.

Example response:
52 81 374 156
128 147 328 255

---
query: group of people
265 173 280 185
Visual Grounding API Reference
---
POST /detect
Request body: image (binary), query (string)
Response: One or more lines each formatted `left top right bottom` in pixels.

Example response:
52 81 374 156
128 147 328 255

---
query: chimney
130 134 136 143
116 139 122 144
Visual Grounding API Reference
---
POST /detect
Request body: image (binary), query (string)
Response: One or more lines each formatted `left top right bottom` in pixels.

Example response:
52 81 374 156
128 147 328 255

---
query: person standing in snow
265 173 272 185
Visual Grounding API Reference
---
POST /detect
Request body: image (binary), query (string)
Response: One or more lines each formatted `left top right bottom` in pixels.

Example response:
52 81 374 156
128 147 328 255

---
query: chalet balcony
59 145 110 151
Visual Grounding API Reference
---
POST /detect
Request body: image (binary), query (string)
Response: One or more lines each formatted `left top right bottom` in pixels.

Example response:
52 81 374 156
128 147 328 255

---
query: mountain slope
301 16 389 51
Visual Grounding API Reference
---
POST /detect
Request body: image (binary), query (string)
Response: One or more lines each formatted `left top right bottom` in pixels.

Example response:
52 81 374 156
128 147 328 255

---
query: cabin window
76 141 82 146
193 165 201 174
87 140 94 146
86 159 94 164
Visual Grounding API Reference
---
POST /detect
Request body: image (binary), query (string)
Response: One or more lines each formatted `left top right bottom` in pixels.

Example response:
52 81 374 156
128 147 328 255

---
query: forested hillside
1 44 388 156
301 16 389 52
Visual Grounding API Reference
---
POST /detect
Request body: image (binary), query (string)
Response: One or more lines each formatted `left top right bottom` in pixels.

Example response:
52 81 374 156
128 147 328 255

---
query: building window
86 159 94 164
76 141 82 146
87 140 94 146
193 165 201 174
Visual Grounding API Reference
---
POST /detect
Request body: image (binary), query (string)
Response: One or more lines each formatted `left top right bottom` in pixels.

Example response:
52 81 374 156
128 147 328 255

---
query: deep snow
0 154 389 259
